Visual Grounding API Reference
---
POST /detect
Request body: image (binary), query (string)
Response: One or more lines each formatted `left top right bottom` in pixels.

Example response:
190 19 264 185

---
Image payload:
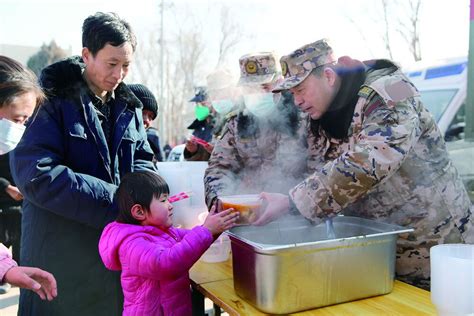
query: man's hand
5 185 23 201
202 142 214 154
4 266 57 301
253 192 290 225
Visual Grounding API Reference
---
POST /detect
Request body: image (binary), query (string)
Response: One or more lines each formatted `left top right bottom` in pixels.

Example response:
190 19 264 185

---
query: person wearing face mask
9 13 156 315
185 69 239 161
255 39 473 290
183 87 214 161
0 55 57 300
204 52 309 211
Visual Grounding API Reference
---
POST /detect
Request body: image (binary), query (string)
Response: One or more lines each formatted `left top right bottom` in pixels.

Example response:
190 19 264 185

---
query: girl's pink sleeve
0 243 18 283
122 226 213 280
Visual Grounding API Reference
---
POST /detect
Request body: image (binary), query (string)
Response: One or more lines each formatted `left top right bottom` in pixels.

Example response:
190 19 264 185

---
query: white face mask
0 118 26 155
212 99 234 114
243 92 276 118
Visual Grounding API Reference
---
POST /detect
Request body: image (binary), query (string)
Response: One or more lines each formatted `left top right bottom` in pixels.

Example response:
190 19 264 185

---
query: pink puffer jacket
0 243 17 283
99 222 213 316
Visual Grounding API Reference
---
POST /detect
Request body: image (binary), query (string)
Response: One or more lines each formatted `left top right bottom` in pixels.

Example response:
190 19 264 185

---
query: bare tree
216 5 243 68
345 14 376 58
381 0 394 60
343 0 422 62
164 23 206 145
129 3 246 146
129 32 161 89
396 0 422 61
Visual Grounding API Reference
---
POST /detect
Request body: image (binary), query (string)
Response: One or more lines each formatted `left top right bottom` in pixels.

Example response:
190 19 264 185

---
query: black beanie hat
128 83 158 119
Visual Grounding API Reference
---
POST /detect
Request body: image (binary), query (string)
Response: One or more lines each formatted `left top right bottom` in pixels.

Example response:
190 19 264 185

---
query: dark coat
146 127 164 162
0 153 20 208
187 118 214 142
10 56 156 316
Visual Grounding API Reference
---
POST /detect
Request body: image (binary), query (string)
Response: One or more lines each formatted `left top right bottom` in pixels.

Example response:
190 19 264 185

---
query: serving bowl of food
219 194 262 225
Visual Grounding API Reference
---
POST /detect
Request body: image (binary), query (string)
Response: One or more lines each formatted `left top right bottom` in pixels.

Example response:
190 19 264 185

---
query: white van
405 56 467 141
405 57 473 201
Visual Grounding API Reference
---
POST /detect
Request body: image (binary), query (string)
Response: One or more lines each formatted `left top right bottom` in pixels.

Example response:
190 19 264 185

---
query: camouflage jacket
290 60 473 286
205 93 308 207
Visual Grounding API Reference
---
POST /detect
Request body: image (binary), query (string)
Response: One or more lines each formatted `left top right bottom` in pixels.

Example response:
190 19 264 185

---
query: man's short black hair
82 12 137 56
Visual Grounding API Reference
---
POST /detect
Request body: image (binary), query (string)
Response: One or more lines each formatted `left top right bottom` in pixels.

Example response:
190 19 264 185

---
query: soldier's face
82 43 133 97
290 70 339 120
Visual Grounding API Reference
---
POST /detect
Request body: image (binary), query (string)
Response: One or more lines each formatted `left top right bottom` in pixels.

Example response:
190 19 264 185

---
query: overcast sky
0 0 470 77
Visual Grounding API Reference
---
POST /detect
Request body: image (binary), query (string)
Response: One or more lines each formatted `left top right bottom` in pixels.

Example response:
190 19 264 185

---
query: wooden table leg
213 303 221 316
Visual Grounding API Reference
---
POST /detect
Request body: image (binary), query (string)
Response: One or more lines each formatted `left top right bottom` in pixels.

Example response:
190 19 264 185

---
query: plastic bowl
430 244 474 316
220 194 262 225
200 234 231 263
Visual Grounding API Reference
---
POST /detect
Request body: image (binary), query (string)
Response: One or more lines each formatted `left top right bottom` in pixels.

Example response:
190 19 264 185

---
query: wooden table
190 258 437 315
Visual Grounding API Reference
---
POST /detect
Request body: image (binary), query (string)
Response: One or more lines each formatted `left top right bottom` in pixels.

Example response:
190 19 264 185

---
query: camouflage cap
237 52 281 86
206 68 235 92
273 39 336 92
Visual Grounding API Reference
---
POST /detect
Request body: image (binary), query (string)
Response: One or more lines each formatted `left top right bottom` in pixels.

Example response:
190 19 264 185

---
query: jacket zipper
80 94 114 183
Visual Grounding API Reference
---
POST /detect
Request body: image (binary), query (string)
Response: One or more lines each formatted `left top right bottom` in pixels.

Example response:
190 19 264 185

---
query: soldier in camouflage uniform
204 52 308 209
185 69 240 161
258 39 473 290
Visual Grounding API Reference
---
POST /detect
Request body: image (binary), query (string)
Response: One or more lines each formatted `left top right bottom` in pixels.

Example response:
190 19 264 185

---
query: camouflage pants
395 212 473 291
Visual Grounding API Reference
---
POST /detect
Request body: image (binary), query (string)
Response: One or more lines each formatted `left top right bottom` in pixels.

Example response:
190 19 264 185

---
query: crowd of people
0 9 472 316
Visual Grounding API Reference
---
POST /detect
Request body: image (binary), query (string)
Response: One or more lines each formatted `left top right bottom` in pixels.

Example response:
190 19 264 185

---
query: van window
445 103 466 142
419 89 458 121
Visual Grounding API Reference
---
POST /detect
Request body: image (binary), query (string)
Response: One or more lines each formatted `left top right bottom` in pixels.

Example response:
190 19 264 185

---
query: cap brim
238 73 275 86
272 72 310 93
189 96 205 102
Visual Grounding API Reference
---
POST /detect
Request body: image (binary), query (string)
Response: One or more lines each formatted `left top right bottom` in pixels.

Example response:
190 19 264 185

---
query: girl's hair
0 55 46 108
116 171 170 225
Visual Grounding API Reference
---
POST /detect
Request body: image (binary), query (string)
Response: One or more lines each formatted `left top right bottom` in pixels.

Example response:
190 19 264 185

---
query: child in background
99 171 238 316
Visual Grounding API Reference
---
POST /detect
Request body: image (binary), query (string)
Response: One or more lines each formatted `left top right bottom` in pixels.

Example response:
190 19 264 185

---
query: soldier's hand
253 192 289 226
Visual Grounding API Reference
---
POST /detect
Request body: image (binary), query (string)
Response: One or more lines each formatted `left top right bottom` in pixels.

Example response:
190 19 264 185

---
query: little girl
99 171 238 316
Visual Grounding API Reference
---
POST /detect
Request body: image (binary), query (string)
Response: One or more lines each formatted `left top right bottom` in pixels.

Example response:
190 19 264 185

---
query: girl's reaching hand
203 205 239 236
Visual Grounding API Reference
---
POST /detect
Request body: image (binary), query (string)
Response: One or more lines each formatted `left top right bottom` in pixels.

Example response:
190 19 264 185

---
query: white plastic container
200 234 231 263
430 244 474 316
220 194 262 225
156 161 208 228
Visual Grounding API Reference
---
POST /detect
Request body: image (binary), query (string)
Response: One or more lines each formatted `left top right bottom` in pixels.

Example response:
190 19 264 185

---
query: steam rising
215 85 309 199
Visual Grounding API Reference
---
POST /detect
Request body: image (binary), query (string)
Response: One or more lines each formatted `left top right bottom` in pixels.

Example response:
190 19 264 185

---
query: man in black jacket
129 83 164 162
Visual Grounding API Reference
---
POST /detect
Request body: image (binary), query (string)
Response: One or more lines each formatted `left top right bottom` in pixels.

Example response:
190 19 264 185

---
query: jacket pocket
119 129 141 173
69 122 88 140
66 123 99 173
122 129 140 143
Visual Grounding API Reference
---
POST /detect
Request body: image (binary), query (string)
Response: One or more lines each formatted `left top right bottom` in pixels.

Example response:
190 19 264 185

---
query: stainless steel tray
227 215 413 314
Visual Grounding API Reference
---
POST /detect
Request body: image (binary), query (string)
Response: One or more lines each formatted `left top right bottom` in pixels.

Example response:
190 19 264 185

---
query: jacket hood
99 221 164 271
40 56 143 109
364 59 400 85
